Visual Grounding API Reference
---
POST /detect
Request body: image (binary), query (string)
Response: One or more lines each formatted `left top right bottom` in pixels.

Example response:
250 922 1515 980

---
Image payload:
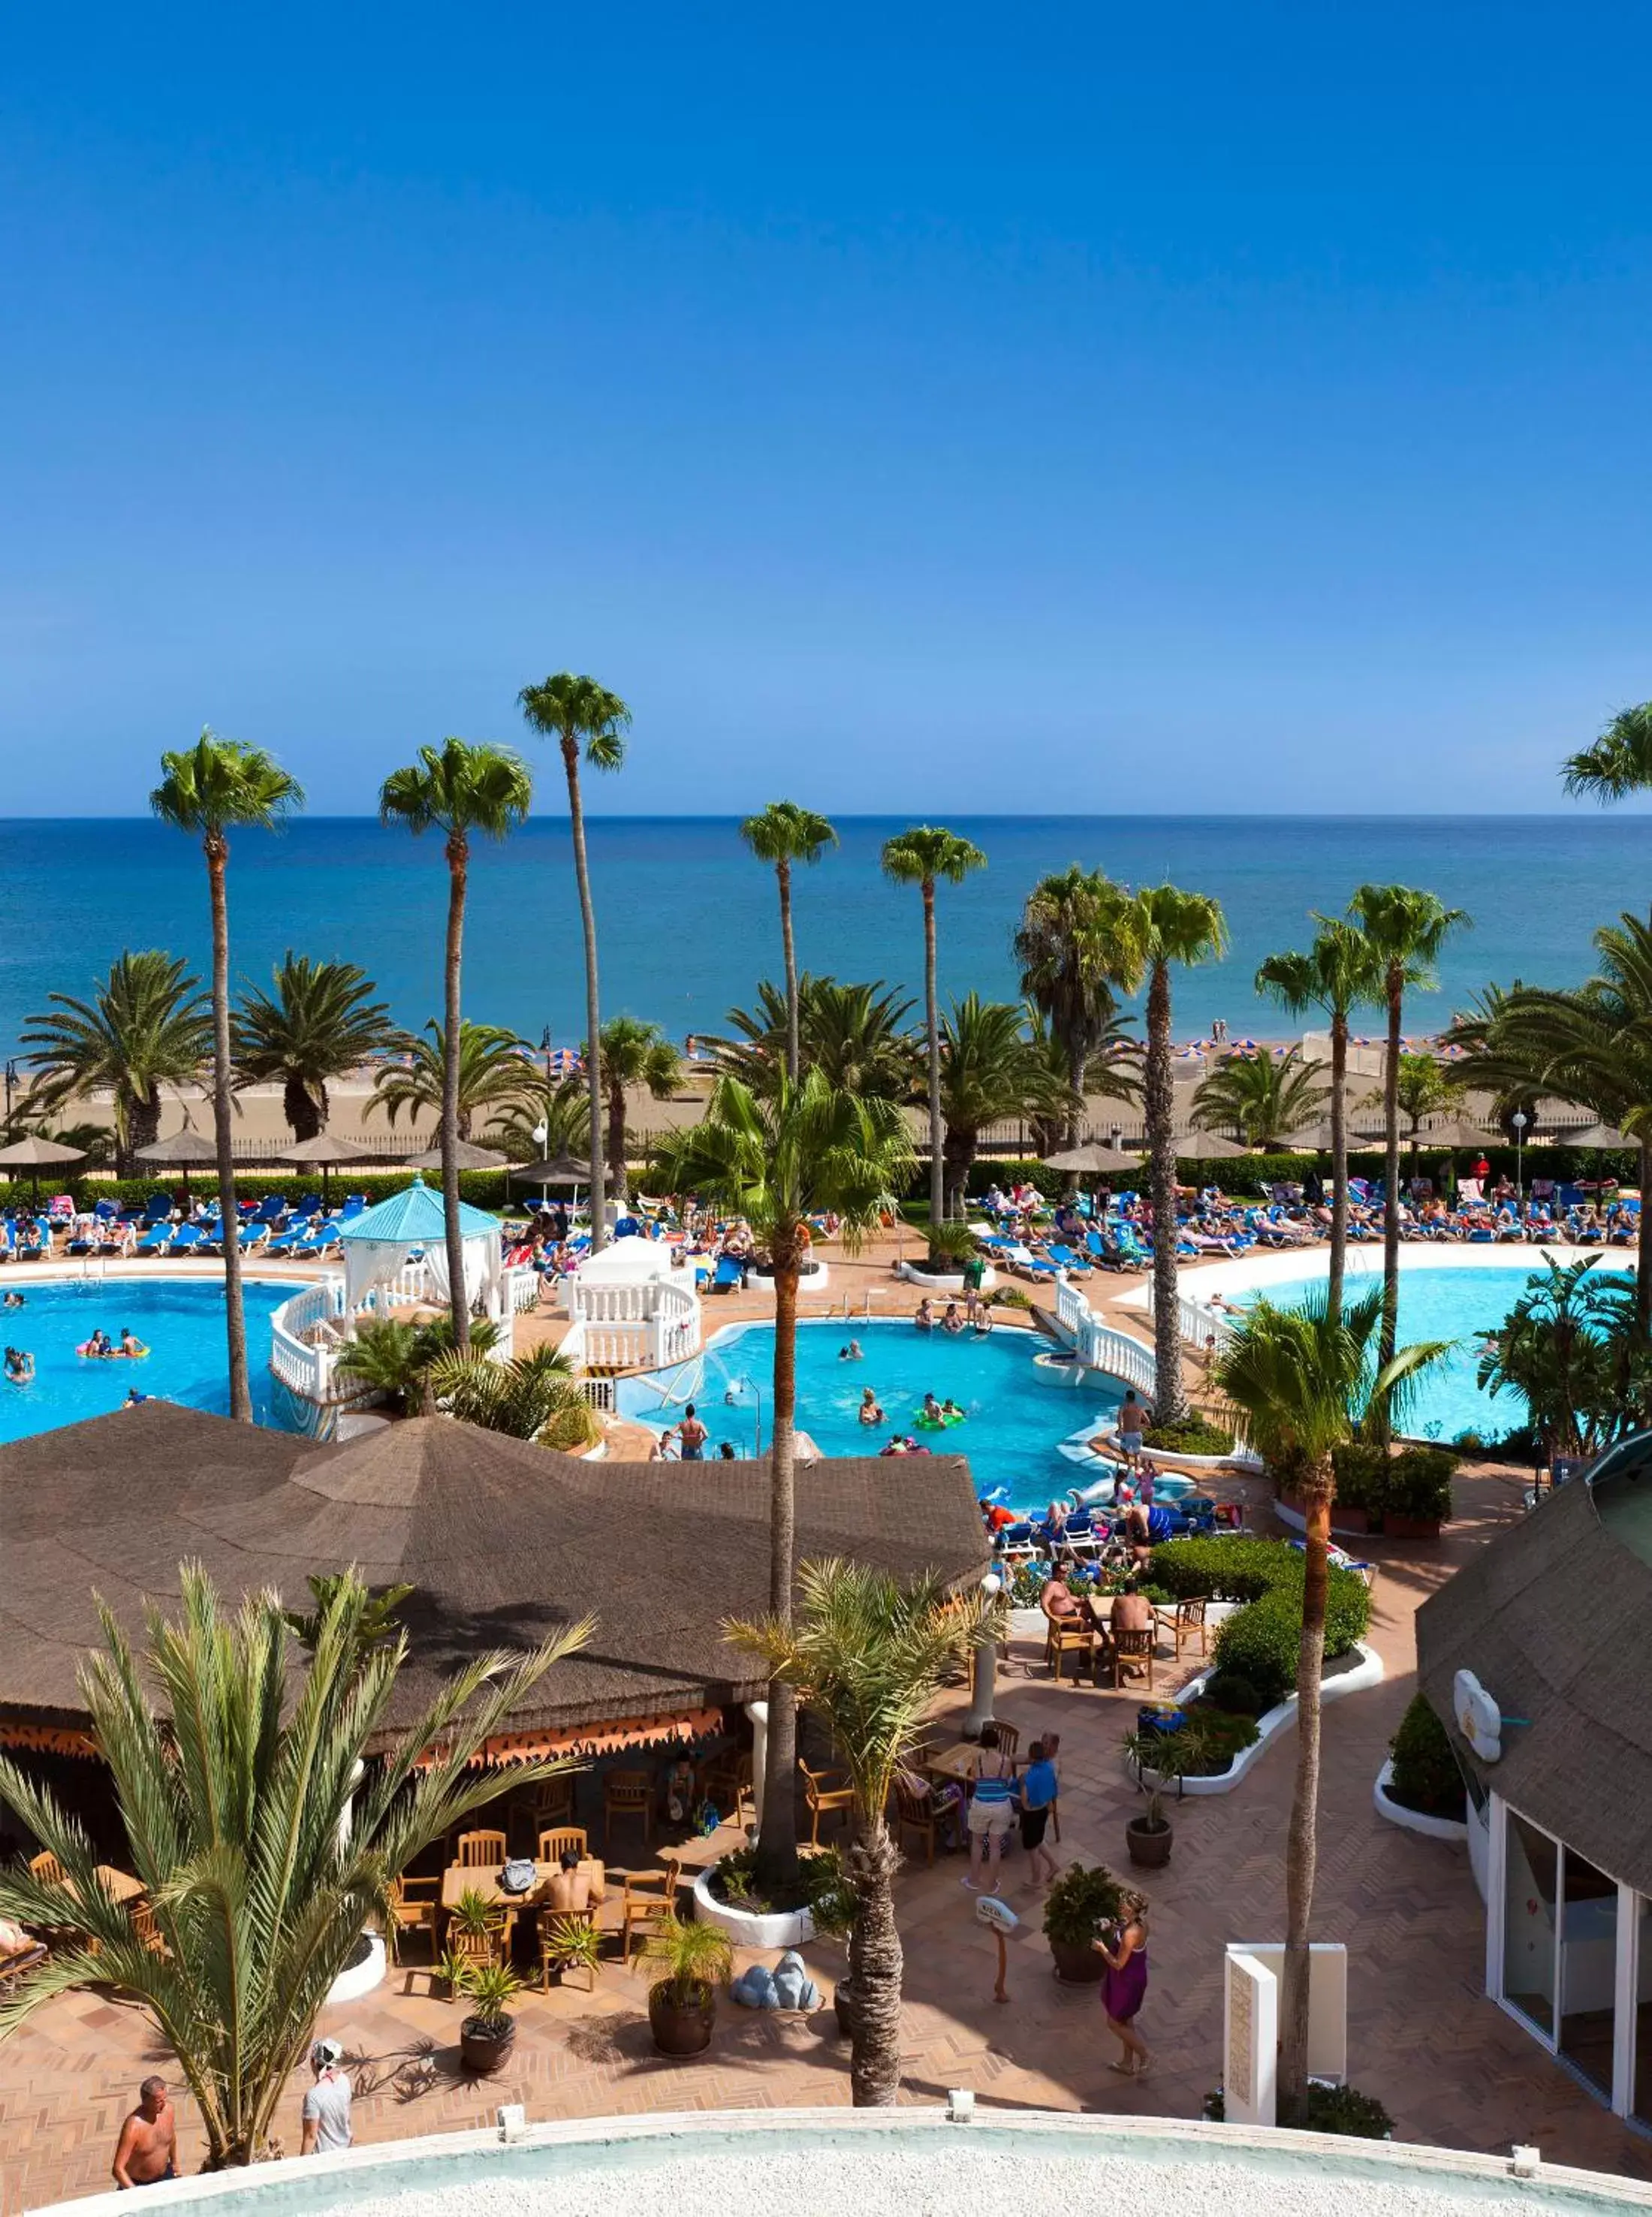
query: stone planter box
692 1863 815 1951
1373 1757 1470 1843
1130 1642 1386 1797
1275 1494 1373 1540
895 1260 998 1293
1383 1513 1445 1540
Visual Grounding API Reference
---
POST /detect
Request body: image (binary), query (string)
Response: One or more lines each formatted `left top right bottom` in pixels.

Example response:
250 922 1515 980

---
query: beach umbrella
1558 1121 1634 1152
1039 1142 1143 1175
135 1127 219 1205
507 1152 607 1211
0 1131 87 1204
1180 1131 1252 1159
277 1130 376 1206
408 1139 508 1173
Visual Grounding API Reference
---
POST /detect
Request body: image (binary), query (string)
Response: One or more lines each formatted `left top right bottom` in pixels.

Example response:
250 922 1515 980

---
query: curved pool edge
36 2104 1652 2217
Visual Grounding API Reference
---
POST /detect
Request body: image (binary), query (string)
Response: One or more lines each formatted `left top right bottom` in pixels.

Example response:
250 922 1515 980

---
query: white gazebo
333 1175 507 1321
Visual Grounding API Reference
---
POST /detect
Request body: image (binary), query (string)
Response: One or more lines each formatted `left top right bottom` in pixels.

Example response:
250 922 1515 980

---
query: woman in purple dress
1094 1893 1150 2076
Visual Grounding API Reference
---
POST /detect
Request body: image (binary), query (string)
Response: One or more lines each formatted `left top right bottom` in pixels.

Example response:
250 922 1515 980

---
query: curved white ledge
691 1862 815 1950
1373 1757 1470 1842
1133 1642 1385 1797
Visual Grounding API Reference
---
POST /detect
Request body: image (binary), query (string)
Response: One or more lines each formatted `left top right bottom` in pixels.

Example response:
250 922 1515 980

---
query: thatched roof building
0 1404 987 1761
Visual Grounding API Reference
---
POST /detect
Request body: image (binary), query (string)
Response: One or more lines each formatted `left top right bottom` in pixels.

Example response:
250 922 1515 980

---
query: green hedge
0 1170 519 1214
955 1144 1640 1204
1387 1693 1467 1820
1328 1443 1458 1527
1149 1535 1372 1709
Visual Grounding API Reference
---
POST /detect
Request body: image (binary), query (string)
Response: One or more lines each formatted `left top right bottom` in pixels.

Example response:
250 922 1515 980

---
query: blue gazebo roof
333 1174 500 1247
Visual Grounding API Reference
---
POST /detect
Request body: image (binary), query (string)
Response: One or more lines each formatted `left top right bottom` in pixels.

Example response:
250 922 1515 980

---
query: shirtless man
545 1848 606 1914
112 2077 178 2188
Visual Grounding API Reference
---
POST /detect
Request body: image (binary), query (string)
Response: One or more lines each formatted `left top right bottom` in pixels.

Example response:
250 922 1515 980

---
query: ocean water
0 814 1647 1058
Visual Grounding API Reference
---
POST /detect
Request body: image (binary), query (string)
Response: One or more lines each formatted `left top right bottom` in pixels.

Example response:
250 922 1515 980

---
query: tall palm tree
1022 1007 1139 1160
1347 885 1468 1369
1449 913 1652 1335
518 673 631 1251
592 1016 681 1198
1214 1290 1447 2125
152 732 304 1422
705 976 920 1100
662 1072 914 1891
1367 1051 1464 1176
1256 921 1381 1322
368 1020 541 1143
881 828 987 1259
1561 701 1652 803
21 952 210 1175
937 995 1078 1217
728 1561 991 2106
1191 1046 1328 1151
0 1567 589 2166
1113 885 1229 1427
739 803 838 1080
379 741 533 1349
1014 864 1138 1142
234 953 406 1141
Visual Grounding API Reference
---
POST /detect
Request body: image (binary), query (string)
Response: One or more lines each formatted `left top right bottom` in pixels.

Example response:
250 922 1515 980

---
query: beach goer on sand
839 1340 864 1360
4 1347 33 1383
962 1724 1016 1893
858 1386 885 1426
941 1302 965 1334
1094 1895 1151 2076
112 2077 178 2188
1017 1737 1060 1889
913 1299 935 1332
300 2039 352 2155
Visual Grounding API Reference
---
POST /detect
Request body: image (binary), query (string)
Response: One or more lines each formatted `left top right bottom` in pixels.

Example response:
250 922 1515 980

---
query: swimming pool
1243 1262 1635 1441
0 1277 299 1443
617 1317 1123 1515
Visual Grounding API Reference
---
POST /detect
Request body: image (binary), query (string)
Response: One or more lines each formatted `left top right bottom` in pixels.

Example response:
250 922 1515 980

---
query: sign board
1225 1942 1349 2089
1223 1951 1278 2125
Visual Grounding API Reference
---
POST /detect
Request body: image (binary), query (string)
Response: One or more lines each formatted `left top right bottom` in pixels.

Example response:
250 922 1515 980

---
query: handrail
1052 1276 1156 1395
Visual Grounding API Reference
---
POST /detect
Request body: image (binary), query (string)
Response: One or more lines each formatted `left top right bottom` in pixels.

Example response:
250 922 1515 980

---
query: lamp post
1512 1110 1527 1209
962 1570 1005 1739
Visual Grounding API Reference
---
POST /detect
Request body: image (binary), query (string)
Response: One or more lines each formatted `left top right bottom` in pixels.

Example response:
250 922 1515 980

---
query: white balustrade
1051 1274 1156 1395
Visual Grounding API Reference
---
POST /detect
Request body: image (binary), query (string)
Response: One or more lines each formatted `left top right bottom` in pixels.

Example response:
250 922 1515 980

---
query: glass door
1502 1811 1558 2038
1556 1848 1618 2098
1635 1895 1652 2128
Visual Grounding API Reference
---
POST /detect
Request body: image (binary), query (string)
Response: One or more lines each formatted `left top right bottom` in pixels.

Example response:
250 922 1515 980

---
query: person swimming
913 1299 935 1332
941 1397 964 1421
839 1340 864 1361
118 1327 148 1359
2 1290 24 1309
858 1386 885 1425
941 1303 965 1333
4 1347 33 1383
85 1328 114 1359
921 1392 942 1422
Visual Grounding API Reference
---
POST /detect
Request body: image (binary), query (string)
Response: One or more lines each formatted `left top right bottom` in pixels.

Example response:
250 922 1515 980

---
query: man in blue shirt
1017 1736 1060 1889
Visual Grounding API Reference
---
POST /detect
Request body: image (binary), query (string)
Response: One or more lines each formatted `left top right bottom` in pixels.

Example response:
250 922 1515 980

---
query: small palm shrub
641 1914 734 2006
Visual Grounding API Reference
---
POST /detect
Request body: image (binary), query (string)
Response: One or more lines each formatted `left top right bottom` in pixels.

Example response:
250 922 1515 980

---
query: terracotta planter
458 2015 515 2077
1126 1816 1174 1869
649 1981 717 2056
1048 1937 1107 1985
833 1980 858 2038
1383 1513 1443 1540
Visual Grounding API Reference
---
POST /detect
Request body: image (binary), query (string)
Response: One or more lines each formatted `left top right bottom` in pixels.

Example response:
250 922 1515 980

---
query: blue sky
3 3 1649 814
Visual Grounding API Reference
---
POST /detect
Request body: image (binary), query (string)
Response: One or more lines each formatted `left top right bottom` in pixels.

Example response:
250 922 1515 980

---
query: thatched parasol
408 1139 508 1172
0 1132 87 1202
276 1130 378 1204
134 1127 218 1202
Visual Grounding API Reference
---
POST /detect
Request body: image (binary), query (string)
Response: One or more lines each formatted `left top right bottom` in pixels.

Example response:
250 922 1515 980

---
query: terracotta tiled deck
4 1466 1650 2208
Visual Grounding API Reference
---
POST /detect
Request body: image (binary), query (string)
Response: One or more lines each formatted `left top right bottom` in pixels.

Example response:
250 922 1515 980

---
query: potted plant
641 1914 734 2056
1122 1726 1194 1868
457 1959 521 2076
1382 1447 1456 1540
1042 1860 1123 1983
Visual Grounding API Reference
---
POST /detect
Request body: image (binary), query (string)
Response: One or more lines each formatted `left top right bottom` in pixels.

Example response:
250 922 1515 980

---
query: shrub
1147 1537 1371 1709
1303 2081 1394 2138
1143 1414 1234 1455
0 1168 517 1216
1329 1441 1390 1517
1042 1861 1124 1950
1385 1446 1458 1522
1202 1671 1264 1718
1386 1693 1467 1820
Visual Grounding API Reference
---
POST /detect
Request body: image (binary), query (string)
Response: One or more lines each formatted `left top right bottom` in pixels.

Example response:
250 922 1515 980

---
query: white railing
1149 1280 1239 1359
507 1265 541 1314
269 1278 349 1401
1052 1276 1157 1395
554 1268 701 1374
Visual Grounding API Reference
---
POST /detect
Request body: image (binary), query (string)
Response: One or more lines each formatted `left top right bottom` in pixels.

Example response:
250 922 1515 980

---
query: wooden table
442 1858 605 1911
923 1740 985 1787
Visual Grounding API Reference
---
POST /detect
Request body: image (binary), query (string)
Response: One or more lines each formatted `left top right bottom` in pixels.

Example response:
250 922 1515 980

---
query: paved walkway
4 1467 1648 2208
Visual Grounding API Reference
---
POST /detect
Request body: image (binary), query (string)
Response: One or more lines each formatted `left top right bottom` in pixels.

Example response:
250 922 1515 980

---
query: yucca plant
0 1566 591 2167
457 1957 522 2032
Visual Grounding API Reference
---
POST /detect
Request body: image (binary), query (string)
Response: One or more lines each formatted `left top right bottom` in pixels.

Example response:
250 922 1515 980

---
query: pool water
1249 1261 1635 1442
617 1317 1123 1516
0 1276 299 1443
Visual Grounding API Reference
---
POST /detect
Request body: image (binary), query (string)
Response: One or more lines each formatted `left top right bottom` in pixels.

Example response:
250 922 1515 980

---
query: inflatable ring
914 1409 966 1430
77 1344 147 1359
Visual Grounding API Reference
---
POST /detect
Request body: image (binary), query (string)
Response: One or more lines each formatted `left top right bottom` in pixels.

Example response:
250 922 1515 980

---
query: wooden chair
27 1851 64 1887
455 1829 508 1869
1165 1597 1208 1659
387 1875 442 1962
532 1775 577 1829
539 1911 601 1992
990 1722 1020 1760
616 1855 683 1963
800 1761 854 1846
1044 1618 1096 1685
892 1778 949 1866
537 1826 589 1866
129 1901 167 1957
0 1935 47 1986
603 1769 654 1850
1108 1625 1156 1691
448 1917 504 1970
701 1748 755 1826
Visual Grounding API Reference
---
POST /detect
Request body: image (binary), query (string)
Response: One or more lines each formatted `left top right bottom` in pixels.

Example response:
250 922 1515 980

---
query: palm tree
518 673 631 1251
493 1073 595 1165
379 741 534 1349
428 1343 598 1452
595 1016 681 1197
0 1567 589 2166
1113 885 1229 1427
1366 1051 1463 1176
1561 701 1652 802
937 995 1077 1217
369 1020 541 1143
234 953 406 1141
1215 1289 1447 2124
152 732 304 1422
739 803 838 1080
727 1561 991 2106
1022 1007 1139 1161
1255 921 1381 1321
1191 1046 1328 1151
21 952 210 1175
1347 885 1468 1370
881 828 987 1262
1476 1255 1641 1461
333 1313 502 1416
1448 914 1652 1334
705 976 920 1101
1014 865 1138 1142
662 1072 914 1891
